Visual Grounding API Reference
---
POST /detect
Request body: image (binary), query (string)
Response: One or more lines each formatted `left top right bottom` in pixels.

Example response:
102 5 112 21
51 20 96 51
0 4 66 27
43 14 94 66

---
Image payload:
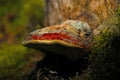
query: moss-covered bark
87 6 120 80
69 13 120 80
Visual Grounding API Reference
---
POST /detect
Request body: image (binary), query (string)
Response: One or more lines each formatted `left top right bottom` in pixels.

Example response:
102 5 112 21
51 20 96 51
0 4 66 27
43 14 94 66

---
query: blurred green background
0 0 45 80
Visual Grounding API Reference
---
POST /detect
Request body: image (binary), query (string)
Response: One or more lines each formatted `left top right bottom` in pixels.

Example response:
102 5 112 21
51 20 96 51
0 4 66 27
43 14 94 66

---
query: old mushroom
22 20 93 60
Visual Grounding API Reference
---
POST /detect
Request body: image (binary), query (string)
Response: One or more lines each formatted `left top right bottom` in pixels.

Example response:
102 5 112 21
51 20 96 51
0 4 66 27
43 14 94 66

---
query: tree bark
45 0 119 27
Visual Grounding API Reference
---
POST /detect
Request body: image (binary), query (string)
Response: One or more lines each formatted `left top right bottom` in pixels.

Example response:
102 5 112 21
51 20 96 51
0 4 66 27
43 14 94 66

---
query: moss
66 6 120 80
88 16 120 80
71 9 120 80
117 5 120 16
68 11 120 80
0 43 32 80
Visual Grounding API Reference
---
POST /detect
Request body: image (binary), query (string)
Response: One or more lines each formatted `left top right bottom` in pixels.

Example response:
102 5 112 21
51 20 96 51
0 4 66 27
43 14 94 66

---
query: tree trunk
45 0 119 27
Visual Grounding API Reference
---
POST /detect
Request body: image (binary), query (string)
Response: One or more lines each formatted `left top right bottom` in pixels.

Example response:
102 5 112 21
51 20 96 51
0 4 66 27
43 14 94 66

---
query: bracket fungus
22 20 93 60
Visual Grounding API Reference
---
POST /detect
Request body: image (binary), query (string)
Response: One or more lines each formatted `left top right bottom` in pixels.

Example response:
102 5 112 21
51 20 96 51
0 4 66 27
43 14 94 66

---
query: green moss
0 44 26 67
0 44 32 80
88 18 120 80
69 28 120 80
67 6 120 80
117 5 120 15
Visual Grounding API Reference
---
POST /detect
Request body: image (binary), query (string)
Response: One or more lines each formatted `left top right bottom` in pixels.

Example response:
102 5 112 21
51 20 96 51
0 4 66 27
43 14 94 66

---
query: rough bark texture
45 0 119 27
